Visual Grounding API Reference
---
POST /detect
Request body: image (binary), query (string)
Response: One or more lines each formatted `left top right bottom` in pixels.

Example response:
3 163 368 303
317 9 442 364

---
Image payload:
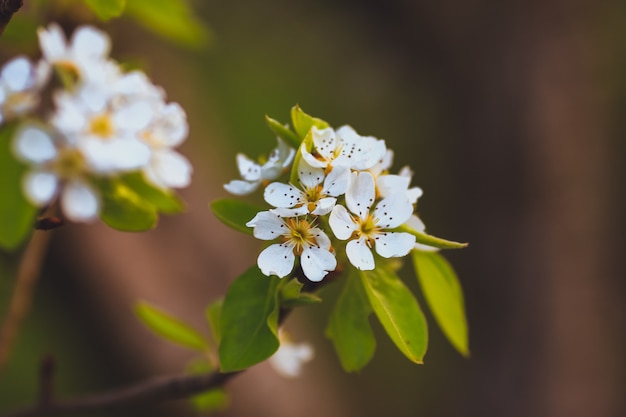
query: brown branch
0 230 53 374
4 370 241 417
0 0 23 36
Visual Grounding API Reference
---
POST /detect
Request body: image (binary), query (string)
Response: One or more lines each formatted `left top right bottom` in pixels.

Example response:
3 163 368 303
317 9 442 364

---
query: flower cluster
226 121 434 282
2 24 191 222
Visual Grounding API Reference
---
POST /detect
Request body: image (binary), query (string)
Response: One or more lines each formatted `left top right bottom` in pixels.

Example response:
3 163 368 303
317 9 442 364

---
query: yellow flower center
353 214 380 248
283 217 317 256
90 114 114 139
53 148 86 179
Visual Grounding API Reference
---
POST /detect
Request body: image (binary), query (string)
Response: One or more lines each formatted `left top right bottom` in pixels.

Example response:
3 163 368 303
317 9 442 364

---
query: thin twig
4 370 241 417
0 0 23 36
0 230 53 374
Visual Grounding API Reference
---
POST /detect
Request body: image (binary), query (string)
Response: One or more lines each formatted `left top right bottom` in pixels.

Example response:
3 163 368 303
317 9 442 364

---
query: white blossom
268 331 314 378
246 211 336 282
329 171 415 270
224 138 295 195
12 125 100 222
300 126 387 172
0 57 49 123
264 159 350 217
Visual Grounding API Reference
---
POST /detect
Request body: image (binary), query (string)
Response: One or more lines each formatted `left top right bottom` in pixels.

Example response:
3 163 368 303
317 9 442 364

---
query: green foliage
279 278 322 308
265 115 300 149
84 0 127 21
290 104 330 140
186 359 229 412
361 267 428 364
135 301 209 351
99 180 158 232
119 173 185 214
97 174 184 232
218 267 281 372
205 298 223 346
210 198 262 235
326 269 376 372
413 251 469 357
396 223 468 250
0 126 37 251
124 0 212 48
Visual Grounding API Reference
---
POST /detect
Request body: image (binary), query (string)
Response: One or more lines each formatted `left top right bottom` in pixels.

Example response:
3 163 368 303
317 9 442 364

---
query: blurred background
0 0 624 416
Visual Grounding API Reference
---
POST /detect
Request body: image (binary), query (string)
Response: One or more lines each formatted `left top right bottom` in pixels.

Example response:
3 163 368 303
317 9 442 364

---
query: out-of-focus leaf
84 0 127 21
186 359 229 412
0 125 37 251
218 267 281 372
290 104 329 140
396 224 468 249
135 301 209 351
265 115 300 149
205 298 223 345
413 251 469 357
209 198 262 235
326 269 376 372
361 267 428 364
120 172 184 214
125 0 212 48
99 181 158 232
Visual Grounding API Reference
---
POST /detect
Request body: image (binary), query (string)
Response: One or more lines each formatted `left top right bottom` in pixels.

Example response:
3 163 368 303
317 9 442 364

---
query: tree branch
0 0 22 36
4 370 241 417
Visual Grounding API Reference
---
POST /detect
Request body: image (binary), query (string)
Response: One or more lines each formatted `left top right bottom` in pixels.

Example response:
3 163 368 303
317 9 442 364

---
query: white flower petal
407 187 423 204
300 246 336 282
113 100 153 131
322 165 350 197
236 153 262 181
23 171 58 206
13 126 57 163
297 159 325 189
377 174 410 198
311 126 337 162
374 192 414 229
346 171 375 219
38 24 66 61
2 57 32 91
71 26 110 61
246 211 286 240
350 137 387 171
147 150 192 188
311 197 336 216
329 205 357 240
311 227 332 250
264 182 301 208
374 232 416 258
300 141 326 169
61 179 100 222
257 243 294 278
223 179 259 195
269 341 314 378
346 238 375 270
270 206 309 218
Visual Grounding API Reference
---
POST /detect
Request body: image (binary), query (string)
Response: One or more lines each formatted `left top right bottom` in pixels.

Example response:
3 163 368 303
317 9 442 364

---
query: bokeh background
0 0 624 416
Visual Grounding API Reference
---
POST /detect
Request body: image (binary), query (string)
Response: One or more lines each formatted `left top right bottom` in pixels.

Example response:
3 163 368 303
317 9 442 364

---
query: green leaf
99 180 158 232
395 224 468 250
210 199 262 235
205 298 223 345
0 125 37 251
84 0 127 21
288 128 313 185
186 359 229 412
290 104 330 140
120 172 184 214
413 251 469 357
218 267 281 372
360 267 428 364
265 115 300 149
125 0 212 48
135 301 209 351
279 278 322 308
326 269 376 372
